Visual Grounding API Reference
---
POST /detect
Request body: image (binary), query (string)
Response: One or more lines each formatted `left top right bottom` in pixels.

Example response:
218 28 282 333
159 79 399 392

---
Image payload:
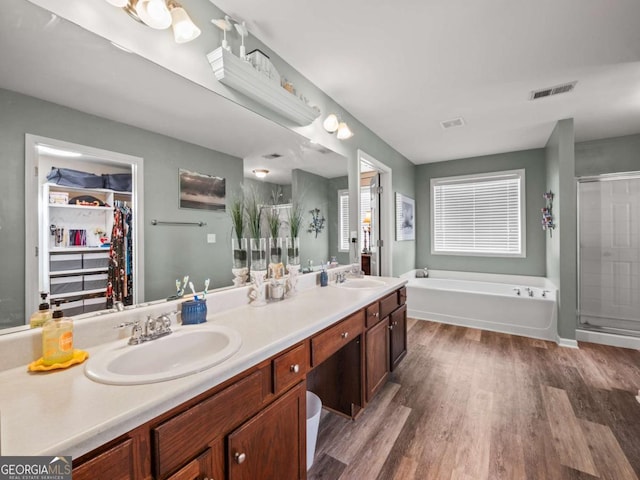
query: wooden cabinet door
228 382 306 480
73 438 134 480
365 317 389 402
166 449 214 480
390 304 407 371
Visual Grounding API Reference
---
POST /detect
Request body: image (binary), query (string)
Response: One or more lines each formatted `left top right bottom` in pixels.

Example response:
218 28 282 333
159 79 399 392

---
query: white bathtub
406 276 558 342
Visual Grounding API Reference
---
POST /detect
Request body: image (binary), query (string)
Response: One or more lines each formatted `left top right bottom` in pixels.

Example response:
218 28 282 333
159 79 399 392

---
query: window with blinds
338 189 350 251
431 169 526 257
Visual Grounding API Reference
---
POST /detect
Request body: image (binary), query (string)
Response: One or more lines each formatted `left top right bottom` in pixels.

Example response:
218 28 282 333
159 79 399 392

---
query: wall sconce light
323 114 354 140
105 0 201 44
252 169 270 178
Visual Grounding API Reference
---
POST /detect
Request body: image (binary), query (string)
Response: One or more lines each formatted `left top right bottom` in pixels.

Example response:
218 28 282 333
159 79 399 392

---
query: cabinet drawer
365 301 381 328
312 310 364 366
398 286 407 306
154 370 263 478
379 291 400 319
273 342 308 395
73 438 133 480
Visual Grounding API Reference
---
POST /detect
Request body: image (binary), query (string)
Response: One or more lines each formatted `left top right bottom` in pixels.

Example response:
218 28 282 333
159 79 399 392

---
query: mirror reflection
0 0 348 332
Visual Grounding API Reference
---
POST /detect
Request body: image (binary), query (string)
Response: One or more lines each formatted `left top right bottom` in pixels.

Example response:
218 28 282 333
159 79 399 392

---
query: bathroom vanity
0 274 407 480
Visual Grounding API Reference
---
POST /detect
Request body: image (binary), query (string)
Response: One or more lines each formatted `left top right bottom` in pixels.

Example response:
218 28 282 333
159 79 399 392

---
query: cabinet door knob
290 364 300 373
374 312 379 317
234 452 246 464
389 325 394 330
341 332 349 339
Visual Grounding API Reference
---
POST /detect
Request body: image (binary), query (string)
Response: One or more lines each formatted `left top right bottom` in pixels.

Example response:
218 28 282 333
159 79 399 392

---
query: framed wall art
179 168 226 211
395 192 415 241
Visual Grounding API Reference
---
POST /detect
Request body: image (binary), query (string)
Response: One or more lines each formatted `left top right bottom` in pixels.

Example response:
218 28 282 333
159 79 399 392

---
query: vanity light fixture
323 114 354 140
105 0 201 43
252 169 270 179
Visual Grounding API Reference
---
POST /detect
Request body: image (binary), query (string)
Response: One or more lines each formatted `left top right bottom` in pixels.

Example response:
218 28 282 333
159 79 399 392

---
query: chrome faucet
335 272 347 284
525 287 534 297
513 287 521 296
117 312 175 345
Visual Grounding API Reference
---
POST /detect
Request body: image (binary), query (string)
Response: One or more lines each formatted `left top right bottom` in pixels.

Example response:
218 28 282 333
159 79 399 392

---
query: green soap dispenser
42 300 74 365
30 292 52 328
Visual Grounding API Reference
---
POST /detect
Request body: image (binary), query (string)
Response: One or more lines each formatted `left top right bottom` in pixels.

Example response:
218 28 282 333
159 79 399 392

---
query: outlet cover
207 234 216 243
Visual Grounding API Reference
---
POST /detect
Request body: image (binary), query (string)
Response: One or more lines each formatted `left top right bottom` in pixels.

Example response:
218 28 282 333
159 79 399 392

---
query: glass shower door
578 175 640 334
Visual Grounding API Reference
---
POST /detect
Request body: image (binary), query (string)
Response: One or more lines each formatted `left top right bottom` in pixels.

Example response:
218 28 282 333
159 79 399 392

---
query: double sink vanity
0 269 407 479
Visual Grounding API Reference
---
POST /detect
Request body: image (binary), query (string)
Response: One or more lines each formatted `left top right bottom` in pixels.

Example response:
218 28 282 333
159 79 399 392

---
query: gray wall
415 148 547 276
292 169 330 268
575 133 640 177
0 88 243 327
244 178 291 205
545 119 576 340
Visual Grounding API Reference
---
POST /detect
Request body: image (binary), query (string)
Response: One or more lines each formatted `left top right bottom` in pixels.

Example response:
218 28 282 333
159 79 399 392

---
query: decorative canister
181 298 207 325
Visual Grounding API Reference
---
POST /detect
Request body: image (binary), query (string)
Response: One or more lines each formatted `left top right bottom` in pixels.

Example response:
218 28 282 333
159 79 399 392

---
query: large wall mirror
0 0 349 332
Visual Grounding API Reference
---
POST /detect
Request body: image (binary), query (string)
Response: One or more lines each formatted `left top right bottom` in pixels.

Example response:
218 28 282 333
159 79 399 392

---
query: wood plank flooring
308 319 640 480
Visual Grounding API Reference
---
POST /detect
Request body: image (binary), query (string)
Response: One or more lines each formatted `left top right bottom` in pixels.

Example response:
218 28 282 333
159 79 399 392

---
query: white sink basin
334 278 386 289
85 325 242 385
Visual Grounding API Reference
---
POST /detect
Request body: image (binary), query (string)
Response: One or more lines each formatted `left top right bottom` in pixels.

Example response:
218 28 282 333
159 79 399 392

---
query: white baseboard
557 337 579 349
576 329 640 350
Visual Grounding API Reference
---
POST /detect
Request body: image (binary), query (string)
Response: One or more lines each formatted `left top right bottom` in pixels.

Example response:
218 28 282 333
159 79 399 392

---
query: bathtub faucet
513 287 521 296
423 267 429 278
525 287 534 297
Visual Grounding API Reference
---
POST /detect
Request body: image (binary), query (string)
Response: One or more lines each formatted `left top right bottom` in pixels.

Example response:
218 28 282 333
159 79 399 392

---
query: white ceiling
0 0 348 184
214 0 640 163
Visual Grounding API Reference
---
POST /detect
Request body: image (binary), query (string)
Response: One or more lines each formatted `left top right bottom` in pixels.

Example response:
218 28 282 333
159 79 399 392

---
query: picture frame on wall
395 192 415 241
179 168 226 211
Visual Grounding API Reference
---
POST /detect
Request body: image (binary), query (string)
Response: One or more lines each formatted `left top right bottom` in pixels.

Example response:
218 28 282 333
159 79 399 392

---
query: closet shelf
50 267 109 276
50 288 107 300
50 247 109 253
49 204 113 211
207 47 320 126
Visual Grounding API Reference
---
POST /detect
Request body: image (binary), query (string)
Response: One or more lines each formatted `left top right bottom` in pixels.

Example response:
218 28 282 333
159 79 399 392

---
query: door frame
25 134 145 318
357 149 392 277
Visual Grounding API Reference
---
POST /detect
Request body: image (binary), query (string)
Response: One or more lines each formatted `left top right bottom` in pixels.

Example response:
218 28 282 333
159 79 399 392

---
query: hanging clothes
107 201 133 308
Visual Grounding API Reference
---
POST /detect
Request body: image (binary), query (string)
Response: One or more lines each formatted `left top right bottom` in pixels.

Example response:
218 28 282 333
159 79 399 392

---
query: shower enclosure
578 173 640 335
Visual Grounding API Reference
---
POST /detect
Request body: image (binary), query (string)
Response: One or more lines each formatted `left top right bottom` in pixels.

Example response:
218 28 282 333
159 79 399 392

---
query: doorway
25 134 144 320
357 150 392 277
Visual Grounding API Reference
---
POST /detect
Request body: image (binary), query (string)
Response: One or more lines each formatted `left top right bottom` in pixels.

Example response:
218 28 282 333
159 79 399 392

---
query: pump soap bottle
42 301 74 365
30 292 52 328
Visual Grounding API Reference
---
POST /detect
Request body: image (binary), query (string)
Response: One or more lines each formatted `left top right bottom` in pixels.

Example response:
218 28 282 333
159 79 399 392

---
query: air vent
262 153 282 159
529 81 577 100
440 117 465 130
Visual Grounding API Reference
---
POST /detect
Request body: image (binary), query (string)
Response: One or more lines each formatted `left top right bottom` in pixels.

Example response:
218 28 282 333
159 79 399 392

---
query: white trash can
306 391 322 470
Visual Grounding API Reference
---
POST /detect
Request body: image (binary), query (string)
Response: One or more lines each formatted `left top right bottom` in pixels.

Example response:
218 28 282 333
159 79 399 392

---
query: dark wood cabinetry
73 285 407 480
72 438 135 480
228 382 306 480
166 448 214 480
361 254 371 275
365 317 389 401
390 304 407 371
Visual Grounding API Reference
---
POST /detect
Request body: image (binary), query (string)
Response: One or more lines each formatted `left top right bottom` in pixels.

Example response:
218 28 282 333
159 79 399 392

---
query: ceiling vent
262 153 282 159
440 117 465 130
529 81 577 100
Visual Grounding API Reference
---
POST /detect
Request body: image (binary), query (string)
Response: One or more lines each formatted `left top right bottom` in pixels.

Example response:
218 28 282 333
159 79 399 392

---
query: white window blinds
431 169 525 257
360 186 371 251
338 189 350 251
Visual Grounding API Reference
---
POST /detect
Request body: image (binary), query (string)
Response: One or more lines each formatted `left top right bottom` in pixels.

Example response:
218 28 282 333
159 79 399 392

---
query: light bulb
253 169 269 178
336 122 354 140
136 0 171 29
323 114 339 133
170 6 201 43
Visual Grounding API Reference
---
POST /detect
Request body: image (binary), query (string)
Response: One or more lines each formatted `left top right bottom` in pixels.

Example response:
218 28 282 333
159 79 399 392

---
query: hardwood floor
308 319 640 480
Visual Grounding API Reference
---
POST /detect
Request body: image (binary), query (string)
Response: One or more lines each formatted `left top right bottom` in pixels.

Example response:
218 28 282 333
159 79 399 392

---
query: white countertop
0 277 405 458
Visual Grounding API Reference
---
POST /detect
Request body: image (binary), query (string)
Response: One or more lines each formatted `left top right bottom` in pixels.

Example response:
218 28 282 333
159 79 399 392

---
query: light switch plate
207 234 216 243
